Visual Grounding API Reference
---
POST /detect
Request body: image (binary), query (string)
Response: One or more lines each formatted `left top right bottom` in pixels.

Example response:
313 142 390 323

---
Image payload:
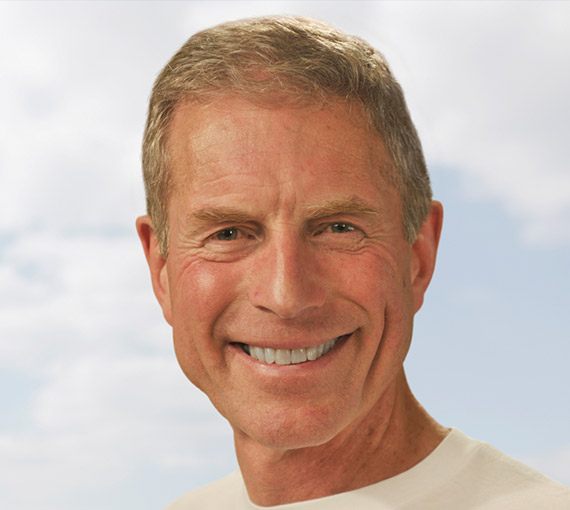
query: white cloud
183 1 570 247
0 1 191 234
0 355 233 509
0 2 568 509
367 2 570 246
2 2 568 244
0 232 164 371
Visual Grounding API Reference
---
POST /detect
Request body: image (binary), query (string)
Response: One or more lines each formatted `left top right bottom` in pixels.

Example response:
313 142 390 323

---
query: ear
136 215 172 325
410 201 443 313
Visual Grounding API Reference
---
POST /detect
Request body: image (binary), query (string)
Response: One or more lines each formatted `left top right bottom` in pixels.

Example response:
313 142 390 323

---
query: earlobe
136 215 173 324
410 201 443 312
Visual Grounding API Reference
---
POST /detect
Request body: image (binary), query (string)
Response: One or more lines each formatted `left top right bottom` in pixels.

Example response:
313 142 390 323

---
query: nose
248 231 326 319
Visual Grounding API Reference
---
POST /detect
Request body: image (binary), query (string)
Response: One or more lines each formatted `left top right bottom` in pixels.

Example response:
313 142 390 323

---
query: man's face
141 95 434 449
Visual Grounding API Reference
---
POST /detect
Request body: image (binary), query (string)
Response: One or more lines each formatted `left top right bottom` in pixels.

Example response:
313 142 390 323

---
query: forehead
166 94 397 209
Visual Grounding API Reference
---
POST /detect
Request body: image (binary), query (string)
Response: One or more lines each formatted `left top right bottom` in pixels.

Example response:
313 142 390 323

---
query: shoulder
444 430 570 509
165 471 243 510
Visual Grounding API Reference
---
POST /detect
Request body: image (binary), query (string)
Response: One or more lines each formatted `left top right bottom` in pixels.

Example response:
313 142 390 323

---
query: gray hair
142 16 432 256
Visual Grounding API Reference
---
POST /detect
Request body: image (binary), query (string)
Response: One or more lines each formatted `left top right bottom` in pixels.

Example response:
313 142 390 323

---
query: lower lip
229 332 354 376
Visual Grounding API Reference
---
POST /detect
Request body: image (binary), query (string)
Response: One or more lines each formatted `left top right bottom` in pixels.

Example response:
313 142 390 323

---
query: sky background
0 2 568 509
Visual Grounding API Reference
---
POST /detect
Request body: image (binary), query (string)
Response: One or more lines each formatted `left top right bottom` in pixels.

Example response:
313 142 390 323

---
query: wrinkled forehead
165 92 395 192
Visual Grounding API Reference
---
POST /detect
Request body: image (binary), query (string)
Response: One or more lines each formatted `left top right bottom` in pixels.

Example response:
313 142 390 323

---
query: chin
231 400 357 451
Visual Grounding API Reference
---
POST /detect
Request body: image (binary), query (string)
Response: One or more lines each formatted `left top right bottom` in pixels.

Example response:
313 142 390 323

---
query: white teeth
306 345 319 361
275 349 291 365
264 347 276 364
291 348 307 364
244 336 346 366
251 346 265 363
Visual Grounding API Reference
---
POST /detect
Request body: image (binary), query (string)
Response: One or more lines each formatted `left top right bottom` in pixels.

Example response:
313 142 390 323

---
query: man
136 16 570 509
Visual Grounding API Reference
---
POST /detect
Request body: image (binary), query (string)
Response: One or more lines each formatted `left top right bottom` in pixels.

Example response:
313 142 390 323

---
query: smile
238 334 350 366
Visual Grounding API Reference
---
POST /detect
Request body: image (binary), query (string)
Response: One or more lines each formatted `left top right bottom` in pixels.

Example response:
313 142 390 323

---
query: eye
214 227 240 241
314 222 358 236
312 221 364 250
203 226 259 256
329 223 355 234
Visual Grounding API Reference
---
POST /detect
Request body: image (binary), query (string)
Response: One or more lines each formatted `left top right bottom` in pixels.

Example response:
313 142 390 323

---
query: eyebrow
184 197 380 232
188 207 255 225
184 207 256 238
305 197 380 220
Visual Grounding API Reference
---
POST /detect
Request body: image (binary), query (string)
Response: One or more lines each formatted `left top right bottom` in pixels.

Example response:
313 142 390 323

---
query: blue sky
0 2 568 509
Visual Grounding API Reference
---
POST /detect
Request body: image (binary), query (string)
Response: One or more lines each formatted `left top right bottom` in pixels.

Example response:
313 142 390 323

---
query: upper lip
230 332 353 350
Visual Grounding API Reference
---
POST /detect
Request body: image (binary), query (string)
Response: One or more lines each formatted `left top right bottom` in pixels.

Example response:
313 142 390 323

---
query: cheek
332 249 405 307
169 258 239 326
168 260 241 384
343 251 413 351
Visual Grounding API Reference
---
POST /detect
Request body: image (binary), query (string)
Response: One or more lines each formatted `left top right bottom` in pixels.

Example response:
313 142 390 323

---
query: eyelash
211 227 254 241
208 222 360 242
317 223 357 235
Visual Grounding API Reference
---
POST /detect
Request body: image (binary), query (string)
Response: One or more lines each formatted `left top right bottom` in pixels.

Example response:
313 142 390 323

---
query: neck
234 370 449 506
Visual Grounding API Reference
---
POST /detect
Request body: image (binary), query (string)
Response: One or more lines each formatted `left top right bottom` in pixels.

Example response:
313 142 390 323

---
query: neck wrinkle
234 369 446 507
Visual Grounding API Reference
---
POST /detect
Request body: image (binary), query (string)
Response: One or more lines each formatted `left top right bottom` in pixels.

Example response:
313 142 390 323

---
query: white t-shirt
166 429 570 509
